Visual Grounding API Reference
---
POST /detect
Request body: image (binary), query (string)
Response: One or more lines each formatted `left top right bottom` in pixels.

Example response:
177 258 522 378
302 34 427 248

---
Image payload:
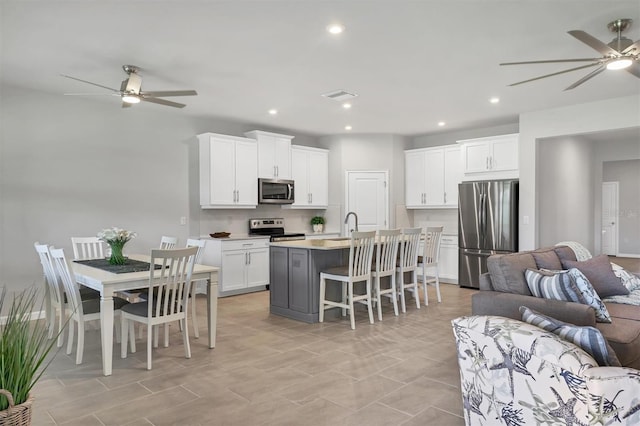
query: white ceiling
2 0 639 136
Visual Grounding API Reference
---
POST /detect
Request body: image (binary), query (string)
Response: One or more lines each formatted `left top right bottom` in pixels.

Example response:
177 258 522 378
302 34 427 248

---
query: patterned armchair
452 315 640 425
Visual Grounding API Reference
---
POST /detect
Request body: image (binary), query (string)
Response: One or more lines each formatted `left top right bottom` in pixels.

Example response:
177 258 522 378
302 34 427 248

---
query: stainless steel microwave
258 178 295 204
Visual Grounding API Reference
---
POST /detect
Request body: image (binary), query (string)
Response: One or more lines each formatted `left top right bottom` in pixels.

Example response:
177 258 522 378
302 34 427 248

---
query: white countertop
200 234 270 241
269 238 351 250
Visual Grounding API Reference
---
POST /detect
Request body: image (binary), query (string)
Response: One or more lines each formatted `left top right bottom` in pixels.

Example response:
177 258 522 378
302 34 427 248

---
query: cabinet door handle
248 252 251 264
486 157 489 170
310 193 313 204
444 192 447 204
490 156 494 169
276 166 279 177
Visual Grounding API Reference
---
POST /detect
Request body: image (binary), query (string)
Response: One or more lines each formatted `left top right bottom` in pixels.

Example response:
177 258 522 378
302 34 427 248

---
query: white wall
519 95 640 250
319 134 409 234
537 136 594 248
0 86 320 292
602 159 640 255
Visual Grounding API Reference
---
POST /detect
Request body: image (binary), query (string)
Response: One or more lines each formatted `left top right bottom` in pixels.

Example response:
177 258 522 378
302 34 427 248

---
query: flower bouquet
97 227 137 265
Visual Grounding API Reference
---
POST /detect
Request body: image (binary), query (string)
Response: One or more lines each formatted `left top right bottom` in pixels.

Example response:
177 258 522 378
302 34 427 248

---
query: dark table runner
74 258 162 274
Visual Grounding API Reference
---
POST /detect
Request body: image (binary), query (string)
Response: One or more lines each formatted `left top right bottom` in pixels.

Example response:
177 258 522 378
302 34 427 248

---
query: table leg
100 291 115 376
206 274 219 349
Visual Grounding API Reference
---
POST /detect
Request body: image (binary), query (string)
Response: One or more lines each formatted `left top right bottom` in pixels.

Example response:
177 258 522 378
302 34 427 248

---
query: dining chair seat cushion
63 287 101 304
81 296 129 315
121 300 178 318
321 265 350 277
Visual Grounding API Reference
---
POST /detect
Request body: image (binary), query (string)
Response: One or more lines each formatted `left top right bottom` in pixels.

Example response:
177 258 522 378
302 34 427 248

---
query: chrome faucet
344 211 359 233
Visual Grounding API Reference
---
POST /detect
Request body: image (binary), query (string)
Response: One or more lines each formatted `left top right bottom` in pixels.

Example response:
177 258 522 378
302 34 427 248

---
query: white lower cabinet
419 234 458 283
201 238 269 296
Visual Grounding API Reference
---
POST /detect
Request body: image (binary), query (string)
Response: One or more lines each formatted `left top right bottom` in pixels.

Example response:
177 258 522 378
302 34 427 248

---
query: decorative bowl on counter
210 232 230 238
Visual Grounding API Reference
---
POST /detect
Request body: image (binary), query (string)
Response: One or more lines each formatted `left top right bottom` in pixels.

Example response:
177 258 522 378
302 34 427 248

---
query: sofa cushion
520 306 621 367
525 268 584 302
562 254 629 298
566 268 612 323
487 252 536 295
554 245 577 263
596 316 640 370
531 248 563 270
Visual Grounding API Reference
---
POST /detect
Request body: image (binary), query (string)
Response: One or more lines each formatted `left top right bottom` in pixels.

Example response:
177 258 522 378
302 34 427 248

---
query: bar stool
417 226 443 305
372 229 401 320
396 227 422 313
319 231 376 329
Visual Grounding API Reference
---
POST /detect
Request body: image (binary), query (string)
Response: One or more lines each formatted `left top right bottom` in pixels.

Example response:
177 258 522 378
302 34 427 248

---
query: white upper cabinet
458 133 519 180
198 133 258 208
289 145 328 209
405 145 462 209
245 130 294 179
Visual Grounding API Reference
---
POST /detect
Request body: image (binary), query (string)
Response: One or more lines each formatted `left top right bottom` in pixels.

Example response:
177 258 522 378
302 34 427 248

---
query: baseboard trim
0 310 46 325
616 253 640 259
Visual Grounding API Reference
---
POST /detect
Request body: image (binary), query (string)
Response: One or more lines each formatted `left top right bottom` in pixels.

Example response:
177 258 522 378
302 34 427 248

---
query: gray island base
269 239 354 323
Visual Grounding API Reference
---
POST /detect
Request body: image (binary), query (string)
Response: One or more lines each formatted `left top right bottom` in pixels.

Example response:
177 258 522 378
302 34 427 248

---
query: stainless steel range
249 218 306 242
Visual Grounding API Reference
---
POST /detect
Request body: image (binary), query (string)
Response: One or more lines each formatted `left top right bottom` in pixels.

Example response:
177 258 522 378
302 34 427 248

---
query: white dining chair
71 236 105 260
120 246 198 370
417 226 444 305
34 242 67 347
159 236 178 249
50 247 129 364
372 229 401 320
319 231 376 329
396 227 422 313
185 239 207 338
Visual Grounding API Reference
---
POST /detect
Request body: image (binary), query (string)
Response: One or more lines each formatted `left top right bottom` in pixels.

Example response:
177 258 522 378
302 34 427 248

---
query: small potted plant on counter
310 216 325 233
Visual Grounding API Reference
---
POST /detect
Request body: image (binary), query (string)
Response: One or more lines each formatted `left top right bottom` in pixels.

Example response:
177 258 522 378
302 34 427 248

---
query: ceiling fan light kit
500 18 640 90
62 64 197 108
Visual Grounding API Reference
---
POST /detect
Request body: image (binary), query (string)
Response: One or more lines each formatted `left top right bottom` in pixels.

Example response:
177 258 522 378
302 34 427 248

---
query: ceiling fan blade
568 30 618 56
61 74 120 93
508 62 601 87
63 93 120 96
140 90 198 97
626 61 640 78
140 96 186 108
500 58 601 66
564 65 606 90
622 40 640 55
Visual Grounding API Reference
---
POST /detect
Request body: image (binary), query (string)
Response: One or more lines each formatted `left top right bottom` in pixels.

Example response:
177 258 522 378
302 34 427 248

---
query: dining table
71 254 219 376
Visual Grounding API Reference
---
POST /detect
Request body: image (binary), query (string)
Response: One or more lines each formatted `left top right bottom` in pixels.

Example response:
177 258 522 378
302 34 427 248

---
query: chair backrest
34 242 64 307
148 247 198 319
422 226 444 264
398 227 422 270
185 238 207 264
50 248 84 320
159 236 178 249
348 231 376 279
71 236 105 260
376 229 401 274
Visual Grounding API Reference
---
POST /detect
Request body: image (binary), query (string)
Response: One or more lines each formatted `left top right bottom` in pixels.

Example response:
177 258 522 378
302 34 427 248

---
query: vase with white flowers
97 227 137 265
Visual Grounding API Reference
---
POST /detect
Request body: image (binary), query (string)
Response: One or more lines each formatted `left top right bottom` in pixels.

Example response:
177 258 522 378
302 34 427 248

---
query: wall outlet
180 216 187 225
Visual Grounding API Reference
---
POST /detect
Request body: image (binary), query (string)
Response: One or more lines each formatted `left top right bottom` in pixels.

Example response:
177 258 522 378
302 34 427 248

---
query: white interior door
345 171 389 234
602 181 619 256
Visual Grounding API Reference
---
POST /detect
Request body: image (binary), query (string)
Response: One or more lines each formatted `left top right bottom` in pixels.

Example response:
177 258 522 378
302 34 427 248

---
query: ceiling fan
62 65 197 108
500 18 640 90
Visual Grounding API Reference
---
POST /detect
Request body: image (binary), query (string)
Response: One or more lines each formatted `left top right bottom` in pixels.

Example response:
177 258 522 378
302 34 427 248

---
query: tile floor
32 283 475 425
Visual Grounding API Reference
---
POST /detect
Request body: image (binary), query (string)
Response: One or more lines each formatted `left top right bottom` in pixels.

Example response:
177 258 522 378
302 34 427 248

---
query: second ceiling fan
501 18 640 90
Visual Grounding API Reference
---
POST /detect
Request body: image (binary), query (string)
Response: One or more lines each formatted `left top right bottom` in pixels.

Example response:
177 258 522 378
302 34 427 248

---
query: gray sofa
471 246 640 370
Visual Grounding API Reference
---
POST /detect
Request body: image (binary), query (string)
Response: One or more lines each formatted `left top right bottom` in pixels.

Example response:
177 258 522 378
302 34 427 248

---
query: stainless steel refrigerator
458 180 518 289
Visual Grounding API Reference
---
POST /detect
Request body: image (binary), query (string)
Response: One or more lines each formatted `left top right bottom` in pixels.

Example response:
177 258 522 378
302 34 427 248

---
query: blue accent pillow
520 306 620 367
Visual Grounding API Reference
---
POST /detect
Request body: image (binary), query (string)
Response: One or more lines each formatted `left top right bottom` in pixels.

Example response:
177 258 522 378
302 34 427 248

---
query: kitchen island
269 238 352 323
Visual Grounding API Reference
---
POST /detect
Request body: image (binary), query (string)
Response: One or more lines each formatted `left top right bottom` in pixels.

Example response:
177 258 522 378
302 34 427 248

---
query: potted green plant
0 287 59 425
310 216 325 233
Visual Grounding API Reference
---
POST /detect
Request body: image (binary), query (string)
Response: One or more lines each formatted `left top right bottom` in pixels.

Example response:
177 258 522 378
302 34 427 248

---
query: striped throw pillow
525 269 584 303
519 306 620 367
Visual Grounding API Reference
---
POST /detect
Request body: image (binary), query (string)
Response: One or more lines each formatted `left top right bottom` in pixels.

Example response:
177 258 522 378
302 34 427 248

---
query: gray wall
603 160 640 255
0 85 320 292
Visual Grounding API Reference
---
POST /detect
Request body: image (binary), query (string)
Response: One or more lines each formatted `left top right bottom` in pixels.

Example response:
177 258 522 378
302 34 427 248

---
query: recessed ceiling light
345 125 352 131
342 102 352 109
438 121 446 127
122 95 140 104
489 97 500 104
268 109 278 115
327 23 345 35
607 57 633 70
